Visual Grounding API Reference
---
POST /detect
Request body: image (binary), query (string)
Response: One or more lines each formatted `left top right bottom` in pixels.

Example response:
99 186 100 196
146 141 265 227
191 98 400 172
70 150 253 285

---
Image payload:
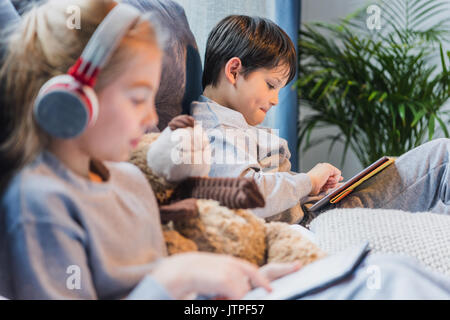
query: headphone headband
34 2 144 139
68 3 141 86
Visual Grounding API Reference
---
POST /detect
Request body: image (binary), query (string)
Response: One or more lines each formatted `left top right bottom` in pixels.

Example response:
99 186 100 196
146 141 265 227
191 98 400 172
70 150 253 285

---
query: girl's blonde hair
0 0 159 190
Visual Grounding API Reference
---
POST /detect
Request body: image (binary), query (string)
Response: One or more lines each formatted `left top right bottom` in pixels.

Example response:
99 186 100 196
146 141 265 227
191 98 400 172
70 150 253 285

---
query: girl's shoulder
104 161 154 195
1 156 156 233
3 155 72 202
0 157 81 233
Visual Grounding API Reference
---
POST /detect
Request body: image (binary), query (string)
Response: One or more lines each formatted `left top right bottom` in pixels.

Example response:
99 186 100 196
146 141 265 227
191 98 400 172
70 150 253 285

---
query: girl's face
232 65 289 126
79 43 162 162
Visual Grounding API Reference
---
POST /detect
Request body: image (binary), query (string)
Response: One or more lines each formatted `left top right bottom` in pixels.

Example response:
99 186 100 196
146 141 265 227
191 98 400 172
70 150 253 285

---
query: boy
191 15 343 224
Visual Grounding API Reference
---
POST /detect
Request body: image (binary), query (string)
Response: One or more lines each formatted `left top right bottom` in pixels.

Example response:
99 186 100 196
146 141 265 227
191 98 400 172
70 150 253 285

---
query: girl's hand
150 252 272 300
259 261 302 281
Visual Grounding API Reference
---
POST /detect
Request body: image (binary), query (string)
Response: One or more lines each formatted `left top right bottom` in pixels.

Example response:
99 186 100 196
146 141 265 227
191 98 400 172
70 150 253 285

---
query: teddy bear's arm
159 198 199 223
173 177 266 209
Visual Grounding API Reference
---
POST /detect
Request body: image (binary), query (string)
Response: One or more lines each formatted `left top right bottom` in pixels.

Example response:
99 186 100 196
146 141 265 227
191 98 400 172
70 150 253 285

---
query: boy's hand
168 115 195 130
306 163 343 196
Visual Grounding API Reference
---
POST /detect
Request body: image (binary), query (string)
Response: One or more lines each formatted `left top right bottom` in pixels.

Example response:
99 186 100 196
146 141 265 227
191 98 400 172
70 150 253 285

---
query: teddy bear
129 115 327 267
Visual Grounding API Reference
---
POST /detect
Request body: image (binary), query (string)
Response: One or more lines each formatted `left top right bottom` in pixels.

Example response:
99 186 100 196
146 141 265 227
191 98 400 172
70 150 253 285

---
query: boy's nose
142 104 159 131
269 93 279 107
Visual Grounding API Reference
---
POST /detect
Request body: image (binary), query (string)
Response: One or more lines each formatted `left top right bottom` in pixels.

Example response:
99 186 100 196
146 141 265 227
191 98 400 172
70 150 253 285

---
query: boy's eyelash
132 98 146 105
267 82 275 89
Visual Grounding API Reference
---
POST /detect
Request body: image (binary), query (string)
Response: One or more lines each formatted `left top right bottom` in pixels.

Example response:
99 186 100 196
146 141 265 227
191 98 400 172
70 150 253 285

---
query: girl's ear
224 57 242 85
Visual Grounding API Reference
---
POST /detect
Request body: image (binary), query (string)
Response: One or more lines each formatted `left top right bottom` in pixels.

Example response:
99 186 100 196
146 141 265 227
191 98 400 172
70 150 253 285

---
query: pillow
310 208 450 277
0 1 20 181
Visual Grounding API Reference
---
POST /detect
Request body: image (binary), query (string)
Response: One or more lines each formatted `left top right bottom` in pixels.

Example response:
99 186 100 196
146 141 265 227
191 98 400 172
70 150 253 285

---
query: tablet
308 156 395 212
243 242 370 300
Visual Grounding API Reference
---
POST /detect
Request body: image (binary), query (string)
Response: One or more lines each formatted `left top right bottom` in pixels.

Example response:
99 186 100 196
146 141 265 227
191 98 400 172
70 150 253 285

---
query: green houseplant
296 0 450 167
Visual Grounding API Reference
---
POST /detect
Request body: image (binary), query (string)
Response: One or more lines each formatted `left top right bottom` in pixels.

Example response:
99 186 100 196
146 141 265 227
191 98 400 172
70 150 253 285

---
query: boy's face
232 65 289 126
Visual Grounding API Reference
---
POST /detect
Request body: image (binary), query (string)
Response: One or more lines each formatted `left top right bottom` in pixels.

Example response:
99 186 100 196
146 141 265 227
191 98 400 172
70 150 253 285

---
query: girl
0 0 299 299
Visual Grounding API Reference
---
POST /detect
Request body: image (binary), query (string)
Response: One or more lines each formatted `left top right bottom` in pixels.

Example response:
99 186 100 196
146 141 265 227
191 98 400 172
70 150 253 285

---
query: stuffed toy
129 115 326 267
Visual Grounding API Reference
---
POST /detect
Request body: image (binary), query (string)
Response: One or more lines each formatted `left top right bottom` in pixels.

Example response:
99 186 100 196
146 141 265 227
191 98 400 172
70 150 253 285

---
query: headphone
33 3 141 139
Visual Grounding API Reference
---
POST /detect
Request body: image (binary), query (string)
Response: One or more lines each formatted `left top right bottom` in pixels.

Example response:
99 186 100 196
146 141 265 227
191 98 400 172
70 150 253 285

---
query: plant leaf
368 91 378 102
428 114 435 140
435 114 450 138
440 43 448 74
398 104 406 126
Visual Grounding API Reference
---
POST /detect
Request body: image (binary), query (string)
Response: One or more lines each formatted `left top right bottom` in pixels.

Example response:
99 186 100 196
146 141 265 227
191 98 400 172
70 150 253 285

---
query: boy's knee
409 138 450 164
423 138 450 150
436 138 450 150
429 138 450 161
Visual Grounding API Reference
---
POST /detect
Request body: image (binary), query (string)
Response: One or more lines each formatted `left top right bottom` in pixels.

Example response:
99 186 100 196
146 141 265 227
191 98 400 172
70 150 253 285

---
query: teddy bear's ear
159 198 199 223
173 177 266 209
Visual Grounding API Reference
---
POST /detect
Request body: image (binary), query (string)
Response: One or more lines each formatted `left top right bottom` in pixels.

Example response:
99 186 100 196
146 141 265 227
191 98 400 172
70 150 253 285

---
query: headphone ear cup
34 75 97 139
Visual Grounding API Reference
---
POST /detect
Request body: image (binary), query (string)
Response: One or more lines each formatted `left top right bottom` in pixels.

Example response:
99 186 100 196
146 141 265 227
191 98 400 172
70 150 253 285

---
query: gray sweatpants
335 138 450 213
303 138 450 299
302 253 450 299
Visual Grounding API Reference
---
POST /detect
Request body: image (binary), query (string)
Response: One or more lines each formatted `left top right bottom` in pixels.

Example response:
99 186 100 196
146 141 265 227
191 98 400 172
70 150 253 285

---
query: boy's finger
328 165 341 177
326 177 339 184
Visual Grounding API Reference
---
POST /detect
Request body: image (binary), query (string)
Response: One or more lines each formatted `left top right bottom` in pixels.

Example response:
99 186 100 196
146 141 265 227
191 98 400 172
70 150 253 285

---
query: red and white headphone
34 3 141 139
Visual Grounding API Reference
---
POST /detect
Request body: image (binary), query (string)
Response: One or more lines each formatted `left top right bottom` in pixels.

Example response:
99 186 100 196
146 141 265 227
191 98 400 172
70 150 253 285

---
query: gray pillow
0 1 19 150
310 208 450 277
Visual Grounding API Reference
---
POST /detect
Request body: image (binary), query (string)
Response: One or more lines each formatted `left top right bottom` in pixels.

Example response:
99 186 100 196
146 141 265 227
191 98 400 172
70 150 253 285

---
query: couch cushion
0 1 19 30
6 0 202 132
124 0 201 131
310 208 450 277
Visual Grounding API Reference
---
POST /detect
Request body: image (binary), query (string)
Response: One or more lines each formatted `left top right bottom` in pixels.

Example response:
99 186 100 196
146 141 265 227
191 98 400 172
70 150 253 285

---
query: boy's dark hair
202 15 297 89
